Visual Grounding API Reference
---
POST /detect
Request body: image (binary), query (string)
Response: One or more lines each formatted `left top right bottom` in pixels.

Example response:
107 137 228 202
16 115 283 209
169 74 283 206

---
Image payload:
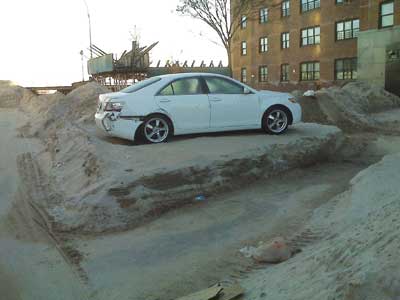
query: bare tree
176 0 260 70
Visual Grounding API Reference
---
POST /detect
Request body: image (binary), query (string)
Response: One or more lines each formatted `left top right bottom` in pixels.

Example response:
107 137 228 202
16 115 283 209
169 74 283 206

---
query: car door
155 77 210 132
203 76 260 128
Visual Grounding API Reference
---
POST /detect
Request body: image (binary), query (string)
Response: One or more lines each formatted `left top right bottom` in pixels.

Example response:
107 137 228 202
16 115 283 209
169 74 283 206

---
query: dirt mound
0 82 36 109
297 82 400 132
44 82 109 125
12 83 111 214
19 82 109 134
241 152 400 300
47 124 344 234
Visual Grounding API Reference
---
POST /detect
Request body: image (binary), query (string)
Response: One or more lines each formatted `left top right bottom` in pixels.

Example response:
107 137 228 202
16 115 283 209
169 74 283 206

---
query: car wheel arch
262 105 293 127
144 112 174 132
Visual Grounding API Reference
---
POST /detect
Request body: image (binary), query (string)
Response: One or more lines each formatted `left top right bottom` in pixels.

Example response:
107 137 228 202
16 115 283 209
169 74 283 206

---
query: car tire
262 107 289 135
141 115 171 144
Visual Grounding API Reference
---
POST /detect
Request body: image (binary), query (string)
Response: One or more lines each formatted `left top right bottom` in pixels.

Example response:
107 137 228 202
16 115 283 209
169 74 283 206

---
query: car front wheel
263 108 289 135
142 115 171 143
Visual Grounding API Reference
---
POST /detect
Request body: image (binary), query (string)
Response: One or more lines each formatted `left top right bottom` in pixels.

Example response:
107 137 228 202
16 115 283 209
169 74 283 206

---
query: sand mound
0 80 15 86
44 82 109 125
0 82 36 109
20 82 109 137
11 82 111 213
297 82 400 132
242 152 400 300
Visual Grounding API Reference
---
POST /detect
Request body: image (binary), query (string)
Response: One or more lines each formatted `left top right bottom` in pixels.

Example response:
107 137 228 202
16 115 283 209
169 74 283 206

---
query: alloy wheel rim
267 110 288 133
144 118 169 143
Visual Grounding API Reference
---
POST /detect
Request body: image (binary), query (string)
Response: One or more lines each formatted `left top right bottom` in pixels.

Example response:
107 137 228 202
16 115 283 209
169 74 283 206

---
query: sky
0 0 227 86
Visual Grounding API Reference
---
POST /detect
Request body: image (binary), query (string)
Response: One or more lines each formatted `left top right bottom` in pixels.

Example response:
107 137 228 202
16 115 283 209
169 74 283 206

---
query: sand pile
22 82 109 137
241 152 400 300
34 83 109 191
11 83 111 217
0 81 36 109
48 124 343 234
43 82 109 125
297 82 400 132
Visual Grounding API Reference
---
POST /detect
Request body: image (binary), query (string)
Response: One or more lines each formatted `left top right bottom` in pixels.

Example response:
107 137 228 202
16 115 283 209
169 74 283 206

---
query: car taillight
104 102 124 112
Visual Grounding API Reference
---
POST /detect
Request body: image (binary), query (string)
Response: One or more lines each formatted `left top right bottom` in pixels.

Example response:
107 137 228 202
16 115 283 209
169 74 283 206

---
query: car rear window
204 77 244 94
120 77 161 93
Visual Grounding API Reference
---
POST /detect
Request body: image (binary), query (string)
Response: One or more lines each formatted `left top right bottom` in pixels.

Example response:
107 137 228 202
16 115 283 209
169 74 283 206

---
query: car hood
258 90 292 99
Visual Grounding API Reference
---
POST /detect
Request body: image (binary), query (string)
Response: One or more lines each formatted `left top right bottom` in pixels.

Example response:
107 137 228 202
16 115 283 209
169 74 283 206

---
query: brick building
231 0 400 92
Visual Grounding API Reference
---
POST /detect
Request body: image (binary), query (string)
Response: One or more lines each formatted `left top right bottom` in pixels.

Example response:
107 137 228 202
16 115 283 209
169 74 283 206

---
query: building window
380 1 394 28
281 32 290 48
282 1 290 17
300 62 320 81
281 64 290 81
241 68 247 83
336 19 359 40
259 37 268 53
241 41 247 55
260 8 268 23
240 15 247 29
301 0 320 12
259 66 268 82
336 0 344 4
301 26 320 46
335 58 357 80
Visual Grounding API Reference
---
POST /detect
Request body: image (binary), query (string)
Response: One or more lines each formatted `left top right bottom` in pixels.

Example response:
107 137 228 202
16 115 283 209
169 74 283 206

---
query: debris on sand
252 237 292 264
175 282 244 300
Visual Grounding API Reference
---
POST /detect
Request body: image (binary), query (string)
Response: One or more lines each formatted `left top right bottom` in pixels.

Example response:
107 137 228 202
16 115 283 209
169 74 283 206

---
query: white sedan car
95 73 301 143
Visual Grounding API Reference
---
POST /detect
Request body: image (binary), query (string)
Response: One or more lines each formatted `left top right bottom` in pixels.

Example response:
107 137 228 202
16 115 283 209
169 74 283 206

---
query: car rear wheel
142 115 171 143
263 108 289 135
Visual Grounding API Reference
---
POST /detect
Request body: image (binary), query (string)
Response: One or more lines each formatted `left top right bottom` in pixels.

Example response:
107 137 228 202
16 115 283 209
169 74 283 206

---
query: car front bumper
290 103 302 124
95 112 143 141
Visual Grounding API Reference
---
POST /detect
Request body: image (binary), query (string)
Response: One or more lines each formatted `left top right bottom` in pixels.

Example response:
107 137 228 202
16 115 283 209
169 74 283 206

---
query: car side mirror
244 88 252 95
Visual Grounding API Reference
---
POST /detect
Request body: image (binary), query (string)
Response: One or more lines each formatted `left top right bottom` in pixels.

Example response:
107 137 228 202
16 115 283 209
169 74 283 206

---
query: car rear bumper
95 112 142 141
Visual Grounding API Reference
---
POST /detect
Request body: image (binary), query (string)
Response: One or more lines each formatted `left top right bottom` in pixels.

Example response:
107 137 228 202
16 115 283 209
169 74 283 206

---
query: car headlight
104 102 124 112
288 97 297 103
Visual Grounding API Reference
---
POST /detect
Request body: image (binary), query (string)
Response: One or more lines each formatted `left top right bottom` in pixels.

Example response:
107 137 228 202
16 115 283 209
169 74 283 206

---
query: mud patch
139 167 211 190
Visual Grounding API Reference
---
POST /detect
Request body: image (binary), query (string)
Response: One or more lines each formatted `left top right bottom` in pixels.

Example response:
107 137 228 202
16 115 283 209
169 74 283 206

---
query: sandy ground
59 122 342 234
1 80 400 300
75 161 366 300
0 109 87 300
240 151 400 300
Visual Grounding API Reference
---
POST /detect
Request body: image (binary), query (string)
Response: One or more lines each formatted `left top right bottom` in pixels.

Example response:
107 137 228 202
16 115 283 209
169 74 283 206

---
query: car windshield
120 77 161 93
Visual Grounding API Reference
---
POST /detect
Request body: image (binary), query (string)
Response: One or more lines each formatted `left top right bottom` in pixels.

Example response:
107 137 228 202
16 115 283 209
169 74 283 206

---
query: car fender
117 96 160 118
258 91 300 124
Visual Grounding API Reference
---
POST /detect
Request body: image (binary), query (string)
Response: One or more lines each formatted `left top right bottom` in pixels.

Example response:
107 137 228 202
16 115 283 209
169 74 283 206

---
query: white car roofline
155 73 258 94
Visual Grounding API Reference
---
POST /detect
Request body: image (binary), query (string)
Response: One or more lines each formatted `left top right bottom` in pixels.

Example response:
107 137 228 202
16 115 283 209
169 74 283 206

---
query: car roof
157 73 230 80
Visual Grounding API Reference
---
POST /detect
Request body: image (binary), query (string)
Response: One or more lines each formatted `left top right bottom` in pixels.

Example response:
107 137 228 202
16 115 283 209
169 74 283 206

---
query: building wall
231 0 399 91
358 25 400 86
360 0 400 30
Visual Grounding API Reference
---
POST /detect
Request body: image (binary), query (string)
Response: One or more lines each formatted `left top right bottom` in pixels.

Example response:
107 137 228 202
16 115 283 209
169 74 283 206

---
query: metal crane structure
87 41 230 91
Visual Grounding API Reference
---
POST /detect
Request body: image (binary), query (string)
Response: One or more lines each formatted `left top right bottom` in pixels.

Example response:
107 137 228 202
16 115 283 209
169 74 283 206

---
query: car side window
204 77 244 94
159 84 174 96
171 78 203 96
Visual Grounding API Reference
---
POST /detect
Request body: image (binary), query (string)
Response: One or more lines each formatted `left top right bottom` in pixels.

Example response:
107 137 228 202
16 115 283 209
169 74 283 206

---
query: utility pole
80 50 85 82
83 0 93 59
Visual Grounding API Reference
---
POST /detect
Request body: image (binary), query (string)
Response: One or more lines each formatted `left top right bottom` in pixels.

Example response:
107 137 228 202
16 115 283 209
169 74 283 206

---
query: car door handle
159 99 171 103
209 97 222 102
